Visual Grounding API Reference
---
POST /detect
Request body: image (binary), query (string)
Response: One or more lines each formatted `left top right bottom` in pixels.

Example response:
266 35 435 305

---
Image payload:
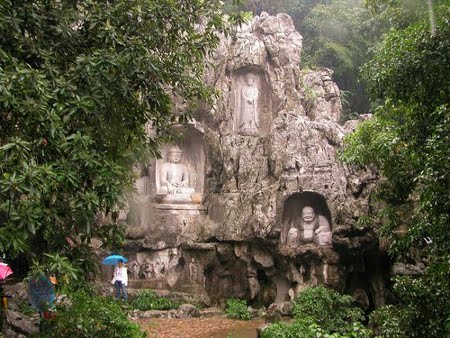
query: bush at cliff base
261 286 371 338
132 289 179 311
37 291 145 338
225 298 252 320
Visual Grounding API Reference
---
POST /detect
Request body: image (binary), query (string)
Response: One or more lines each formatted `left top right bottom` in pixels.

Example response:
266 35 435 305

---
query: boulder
6 310 39 336
278 301 294 316
177 304 200 319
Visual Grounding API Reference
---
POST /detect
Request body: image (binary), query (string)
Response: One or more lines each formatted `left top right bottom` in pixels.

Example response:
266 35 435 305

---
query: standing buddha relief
239 73 259 136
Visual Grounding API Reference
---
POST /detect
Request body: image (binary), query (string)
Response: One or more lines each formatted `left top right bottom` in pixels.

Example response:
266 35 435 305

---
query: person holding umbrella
102 255 129 301
112 259 128 301
0 262 13 332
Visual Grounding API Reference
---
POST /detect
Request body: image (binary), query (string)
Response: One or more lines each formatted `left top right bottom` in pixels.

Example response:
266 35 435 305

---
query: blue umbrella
102 254 128 266
28 274 55 313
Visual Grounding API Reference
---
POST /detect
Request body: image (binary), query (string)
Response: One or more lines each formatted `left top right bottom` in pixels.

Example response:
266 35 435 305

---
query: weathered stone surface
117 12 387 310
278 301 294 316
252 246 274 268
256 306 267 318
199 307 223 318
265 303 281 322
392 262 425 276
177 304 201 318
132 309 178 319
6 310 38 336
3 282 28 312
302 68 342 122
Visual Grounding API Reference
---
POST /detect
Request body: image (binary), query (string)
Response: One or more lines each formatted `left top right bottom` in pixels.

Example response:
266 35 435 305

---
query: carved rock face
118 12 385 309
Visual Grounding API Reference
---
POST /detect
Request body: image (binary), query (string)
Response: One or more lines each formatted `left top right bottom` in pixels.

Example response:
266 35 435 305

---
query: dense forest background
225 0 435 120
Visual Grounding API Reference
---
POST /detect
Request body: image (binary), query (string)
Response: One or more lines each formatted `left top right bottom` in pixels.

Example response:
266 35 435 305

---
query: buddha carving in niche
159 146 194 195
239 73 259 135
287 206 332 246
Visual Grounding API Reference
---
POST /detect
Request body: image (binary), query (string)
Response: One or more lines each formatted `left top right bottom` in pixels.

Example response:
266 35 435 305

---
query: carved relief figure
239 73 259 135
128 260 140 279
314 220 333 246
188 258 205 286
168 249 180 270
286 227 299 247
309 265 319 285
286 206 332 246
159 146 195 195
154 261 166 279
140 259 154 279
251 204 271 237
313 140 334 168
303 206 332 246
189 258 198 282
300 206 317 243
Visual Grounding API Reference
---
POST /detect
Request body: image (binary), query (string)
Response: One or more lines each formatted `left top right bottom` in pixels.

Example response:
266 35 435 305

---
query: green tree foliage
341 3 450 337
292 286 367 336
261 286 371 338
365 0 436 29
38 291 145 338
301 0 389 114
224 0 321 24
224 0 390 114
225 298 252 320
0 0 239 274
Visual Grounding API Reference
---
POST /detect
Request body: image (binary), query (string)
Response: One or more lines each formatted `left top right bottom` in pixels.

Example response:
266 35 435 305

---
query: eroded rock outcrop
112 12 387 309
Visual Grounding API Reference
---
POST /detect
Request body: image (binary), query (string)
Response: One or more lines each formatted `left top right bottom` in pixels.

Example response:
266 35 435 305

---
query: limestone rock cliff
114 12 387 309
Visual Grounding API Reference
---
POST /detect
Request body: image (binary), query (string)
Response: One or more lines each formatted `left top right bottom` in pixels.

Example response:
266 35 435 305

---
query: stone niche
123 125 208 249
281 191 333 247
233 67 272 136
140 125 207 249
154 125 205 205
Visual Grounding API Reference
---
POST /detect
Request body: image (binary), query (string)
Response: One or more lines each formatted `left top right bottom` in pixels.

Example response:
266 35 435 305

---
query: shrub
132 290 179 311
369 305 409 338
38 291 145 338
261 286 371 338
293 286 365 335
260 320 319 338
261 318 371 338
369 274 450 338
225 298 251 320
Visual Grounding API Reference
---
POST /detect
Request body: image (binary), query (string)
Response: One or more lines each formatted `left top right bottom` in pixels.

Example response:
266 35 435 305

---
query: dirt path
136 316 265 338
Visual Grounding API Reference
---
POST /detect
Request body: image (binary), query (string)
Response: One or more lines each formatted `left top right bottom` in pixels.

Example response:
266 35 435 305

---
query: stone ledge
154 203 207 211
131 306 222 320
